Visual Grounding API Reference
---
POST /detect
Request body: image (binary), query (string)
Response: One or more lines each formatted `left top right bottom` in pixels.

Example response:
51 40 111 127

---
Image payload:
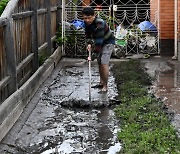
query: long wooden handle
88 49 91 102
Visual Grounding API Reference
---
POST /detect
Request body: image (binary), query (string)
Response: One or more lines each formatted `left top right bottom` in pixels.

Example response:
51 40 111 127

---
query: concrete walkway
0 58 120 153
1 55 180 153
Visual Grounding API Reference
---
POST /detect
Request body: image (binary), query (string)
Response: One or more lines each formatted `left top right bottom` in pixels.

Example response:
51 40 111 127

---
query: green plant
72 0 78 4
38 50 51 66
0 0 9 16
96 10 118 30
112 59 180 153
56 26 87 58
56 27 77 46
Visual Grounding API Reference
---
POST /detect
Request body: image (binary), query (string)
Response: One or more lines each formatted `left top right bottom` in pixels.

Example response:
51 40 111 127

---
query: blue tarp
71 19 85 29
138 21 157 32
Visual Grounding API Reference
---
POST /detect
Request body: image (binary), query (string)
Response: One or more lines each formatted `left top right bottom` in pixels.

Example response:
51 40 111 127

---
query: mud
141 56 180 137
1 56 180 154
0 58 121 154
40 62 119 108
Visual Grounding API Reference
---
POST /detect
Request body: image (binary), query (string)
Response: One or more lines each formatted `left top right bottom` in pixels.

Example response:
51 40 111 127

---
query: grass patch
112 59 180 153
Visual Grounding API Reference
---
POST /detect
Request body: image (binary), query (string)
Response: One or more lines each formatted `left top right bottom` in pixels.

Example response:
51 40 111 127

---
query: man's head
82 7 95 25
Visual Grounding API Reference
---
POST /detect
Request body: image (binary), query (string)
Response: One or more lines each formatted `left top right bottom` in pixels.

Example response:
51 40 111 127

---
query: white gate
62 0 159 58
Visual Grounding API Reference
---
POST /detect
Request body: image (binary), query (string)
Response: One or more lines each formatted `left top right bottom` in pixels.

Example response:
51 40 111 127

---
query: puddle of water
142 57 180 137
153 67 180 114
0 60 122 154
42 63 118 107
141 58 180 114
15 106 122 154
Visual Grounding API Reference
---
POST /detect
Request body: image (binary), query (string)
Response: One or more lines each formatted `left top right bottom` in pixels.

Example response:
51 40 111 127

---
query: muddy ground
0 56 180 153
141 56 180 137
0 58 121 154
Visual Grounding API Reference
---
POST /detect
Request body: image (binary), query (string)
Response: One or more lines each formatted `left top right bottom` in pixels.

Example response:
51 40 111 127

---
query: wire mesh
63 0 159 57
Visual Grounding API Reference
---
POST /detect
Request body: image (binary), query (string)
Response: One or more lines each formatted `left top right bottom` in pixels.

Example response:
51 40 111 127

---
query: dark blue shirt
84 17 115 53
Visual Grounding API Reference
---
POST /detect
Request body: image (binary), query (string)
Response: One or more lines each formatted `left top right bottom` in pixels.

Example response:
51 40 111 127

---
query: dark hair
82 7 94 16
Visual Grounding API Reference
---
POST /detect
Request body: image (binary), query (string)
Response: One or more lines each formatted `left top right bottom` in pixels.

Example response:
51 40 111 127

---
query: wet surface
41 60 118 108
141 56 180 137
1 56 180 153
0 58 121 154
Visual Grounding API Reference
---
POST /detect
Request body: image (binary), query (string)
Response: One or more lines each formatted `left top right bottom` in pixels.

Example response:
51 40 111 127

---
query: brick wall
160 0 174 39
160 0 174 55
150 0 158 23
149 0 175 55
82 0 90 6
178 0 180 40
150 0 178 40
178 0 180 60
159 0 180 55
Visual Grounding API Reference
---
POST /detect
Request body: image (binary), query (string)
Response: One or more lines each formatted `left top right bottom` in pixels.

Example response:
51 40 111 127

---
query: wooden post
31 0 39 72
4 18 17 94
56 0 62 31
46 0 52 53
61 0 65 56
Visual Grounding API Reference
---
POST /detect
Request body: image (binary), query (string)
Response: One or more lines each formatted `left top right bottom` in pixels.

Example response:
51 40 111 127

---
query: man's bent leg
99 64 109 91
97 44 114 91
99 65 103 85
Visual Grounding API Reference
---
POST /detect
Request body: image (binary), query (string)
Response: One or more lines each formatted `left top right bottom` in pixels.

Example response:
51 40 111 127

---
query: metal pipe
158 0 160 55
173 0 178 59
62 0 65 55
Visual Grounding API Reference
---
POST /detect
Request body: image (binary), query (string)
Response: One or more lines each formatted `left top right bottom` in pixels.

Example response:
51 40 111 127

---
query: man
82 7 115 93
82 7 115 92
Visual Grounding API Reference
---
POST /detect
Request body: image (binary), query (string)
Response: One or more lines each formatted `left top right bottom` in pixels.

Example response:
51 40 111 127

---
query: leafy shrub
0 0 9 16
38 50 51 66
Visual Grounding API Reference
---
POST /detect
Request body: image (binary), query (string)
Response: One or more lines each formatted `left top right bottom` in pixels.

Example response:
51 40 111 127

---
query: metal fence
63 0 160 58
0 0 62 103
